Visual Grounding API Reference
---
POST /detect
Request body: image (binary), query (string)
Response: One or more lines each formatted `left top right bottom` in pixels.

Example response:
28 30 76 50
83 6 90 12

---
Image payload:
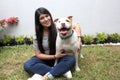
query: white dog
54 16 83 73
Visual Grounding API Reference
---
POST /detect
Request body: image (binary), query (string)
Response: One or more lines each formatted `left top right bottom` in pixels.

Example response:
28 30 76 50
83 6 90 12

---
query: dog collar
60 30 74 40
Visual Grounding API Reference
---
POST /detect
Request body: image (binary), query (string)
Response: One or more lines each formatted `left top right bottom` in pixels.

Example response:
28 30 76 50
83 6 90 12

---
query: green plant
96 32 107 44
30 35 33 42
16 35 25 45
2 35 12 46
9 37 17 46
24 35 33 45
109 33 120 43
0 35 34 46
0 39 3 47
83 34 94 45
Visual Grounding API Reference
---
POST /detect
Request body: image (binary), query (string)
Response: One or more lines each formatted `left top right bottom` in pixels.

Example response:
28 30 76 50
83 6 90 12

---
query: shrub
2 35 12 46
30 35 33 43
0 39 4 47
0 32 120 47
9 37 17 46
16 35 25 45
24 35 33 45
96 32 107 44
109 33 120 43
83 34 94 45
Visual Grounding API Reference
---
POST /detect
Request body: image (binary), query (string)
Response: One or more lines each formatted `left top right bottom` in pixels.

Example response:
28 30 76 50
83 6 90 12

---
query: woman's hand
55 49 67 59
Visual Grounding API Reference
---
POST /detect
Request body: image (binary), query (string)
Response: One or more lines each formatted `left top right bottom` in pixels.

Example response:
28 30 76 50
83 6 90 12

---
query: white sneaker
27 74 42 80
63 70 72 79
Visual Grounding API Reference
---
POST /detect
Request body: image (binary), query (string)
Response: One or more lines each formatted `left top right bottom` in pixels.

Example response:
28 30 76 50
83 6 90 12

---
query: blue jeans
23 55 76 77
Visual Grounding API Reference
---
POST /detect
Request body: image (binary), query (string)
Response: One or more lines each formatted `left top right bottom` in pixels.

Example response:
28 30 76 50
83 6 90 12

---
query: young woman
24 7 82 80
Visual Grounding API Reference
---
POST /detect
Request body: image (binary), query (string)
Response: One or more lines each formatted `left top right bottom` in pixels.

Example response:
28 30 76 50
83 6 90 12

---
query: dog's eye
66 20 70 22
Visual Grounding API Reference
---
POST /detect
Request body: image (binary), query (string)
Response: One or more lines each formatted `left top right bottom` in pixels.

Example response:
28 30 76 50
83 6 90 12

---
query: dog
54 16 83 72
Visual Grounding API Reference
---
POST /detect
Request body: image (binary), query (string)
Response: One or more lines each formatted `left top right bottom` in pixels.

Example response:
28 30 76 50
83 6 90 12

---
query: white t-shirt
33 35 50 54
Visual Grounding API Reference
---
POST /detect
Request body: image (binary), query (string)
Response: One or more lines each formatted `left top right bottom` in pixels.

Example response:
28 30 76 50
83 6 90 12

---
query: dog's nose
61 23 65 27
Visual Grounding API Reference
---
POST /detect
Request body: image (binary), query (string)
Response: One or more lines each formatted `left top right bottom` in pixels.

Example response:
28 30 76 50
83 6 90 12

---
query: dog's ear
68 16 73 20
54 18 59 22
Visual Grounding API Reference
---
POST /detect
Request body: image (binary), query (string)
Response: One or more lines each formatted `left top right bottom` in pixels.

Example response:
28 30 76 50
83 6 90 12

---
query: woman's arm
35 50 67 60
35 50 55 60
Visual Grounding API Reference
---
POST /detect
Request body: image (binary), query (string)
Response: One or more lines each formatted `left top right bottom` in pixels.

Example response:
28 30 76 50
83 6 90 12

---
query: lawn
0 45 120 80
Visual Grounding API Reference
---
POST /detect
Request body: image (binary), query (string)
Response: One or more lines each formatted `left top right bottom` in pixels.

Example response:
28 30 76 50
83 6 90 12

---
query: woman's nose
44 17 48 21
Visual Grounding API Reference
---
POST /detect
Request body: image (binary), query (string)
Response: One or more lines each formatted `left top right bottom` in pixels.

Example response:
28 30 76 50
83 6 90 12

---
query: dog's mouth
58 27 70 36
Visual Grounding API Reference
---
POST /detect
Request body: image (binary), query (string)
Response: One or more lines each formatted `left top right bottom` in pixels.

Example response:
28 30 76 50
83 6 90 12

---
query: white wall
0 0 120 39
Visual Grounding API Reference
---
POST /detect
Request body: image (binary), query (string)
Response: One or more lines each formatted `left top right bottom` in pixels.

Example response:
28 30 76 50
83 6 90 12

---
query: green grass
0 45 120 80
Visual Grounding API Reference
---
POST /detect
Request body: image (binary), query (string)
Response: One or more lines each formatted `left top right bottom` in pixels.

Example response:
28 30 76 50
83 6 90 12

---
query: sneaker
41 76 48 80
63 70 72 79
27 74 42 80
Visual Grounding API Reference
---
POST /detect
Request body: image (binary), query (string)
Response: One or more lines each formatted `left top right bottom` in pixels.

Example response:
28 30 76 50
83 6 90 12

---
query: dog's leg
54 59 58 66
74 51 80 72
80 43 84 58
54 50 60 66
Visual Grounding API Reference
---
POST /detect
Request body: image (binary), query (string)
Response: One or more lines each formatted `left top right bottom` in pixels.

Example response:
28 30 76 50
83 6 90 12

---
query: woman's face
39 14 51 28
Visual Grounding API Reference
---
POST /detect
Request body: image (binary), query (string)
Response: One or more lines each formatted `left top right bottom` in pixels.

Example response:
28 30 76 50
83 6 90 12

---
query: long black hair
35 7 57 55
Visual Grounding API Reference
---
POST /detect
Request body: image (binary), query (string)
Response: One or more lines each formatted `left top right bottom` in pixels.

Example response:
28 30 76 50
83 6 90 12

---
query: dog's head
54 16 73 37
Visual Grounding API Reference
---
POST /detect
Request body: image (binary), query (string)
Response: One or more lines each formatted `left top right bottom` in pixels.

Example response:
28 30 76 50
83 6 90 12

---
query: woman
24 7 81 80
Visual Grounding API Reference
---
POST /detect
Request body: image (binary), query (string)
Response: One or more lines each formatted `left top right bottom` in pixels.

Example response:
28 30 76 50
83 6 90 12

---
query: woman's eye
40 17 44 20
45 15 49 18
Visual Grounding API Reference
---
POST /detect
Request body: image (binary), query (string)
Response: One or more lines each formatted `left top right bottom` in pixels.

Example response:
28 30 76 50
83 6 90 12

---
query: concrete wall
0 0 120 39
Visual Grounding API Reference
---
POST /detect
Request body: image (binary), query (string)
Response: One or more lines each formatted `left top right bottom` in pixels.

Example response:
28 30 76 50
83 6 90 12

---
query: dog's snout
61 23 65 27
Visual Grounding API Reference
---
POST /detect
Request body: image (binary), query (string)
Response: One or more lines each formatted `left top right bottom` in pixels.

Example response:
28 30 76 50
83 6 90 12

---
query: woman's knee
23 61 31 72
69 56 76 65
23 57 39 71
63 56 76 66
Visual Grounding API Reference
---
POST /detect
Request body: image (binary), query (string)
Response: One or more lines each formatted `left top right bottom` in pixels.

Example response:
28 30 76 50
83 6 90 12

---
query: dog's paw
27 78 32 80
80 54 84 58
75 67 80 72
